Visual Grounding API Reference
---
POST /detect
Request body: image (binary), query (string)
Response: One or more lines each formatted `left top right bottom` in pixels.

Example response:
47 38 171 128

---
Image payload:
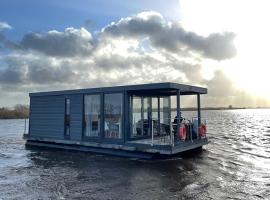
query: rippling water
0 109 270 200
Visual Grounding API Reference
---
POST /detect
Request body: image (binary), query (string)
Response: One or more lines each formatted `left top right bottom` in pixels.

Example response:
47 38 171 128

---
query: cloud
0 11 248 107
2 12 236 61
204 70 236 98
201 70 264 107
0 54 79 85
102 11 237 60
0 66 25 84
101 11 166 38
0 22 13 50
0 22 12 30
19 27 94 57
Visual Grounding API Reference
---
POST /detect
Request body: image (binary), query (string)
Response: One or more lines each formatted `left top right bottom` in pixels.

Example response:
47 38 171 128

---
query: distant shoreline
0 105 29 120
0 106 269 120
180 107 270 111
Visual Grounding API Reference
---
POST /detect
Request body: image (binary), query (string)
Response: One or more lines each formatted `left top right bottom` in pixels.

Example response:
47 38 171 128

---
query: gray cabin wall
30 94 83 141
68 94 83 141
30 95 65 140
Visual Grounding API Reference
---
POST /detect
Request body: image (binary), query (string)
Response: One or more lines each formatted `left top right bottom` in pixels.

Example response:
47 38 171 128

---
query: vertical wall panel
30 94 84 141
30 95 65 139
69 94 83 141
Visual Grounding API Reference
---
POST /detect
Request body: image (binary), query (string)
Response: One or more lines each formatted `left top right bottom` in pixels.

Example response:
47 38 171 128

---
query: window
151 97 158 135
104 93 123 139
84 94 101 137
131 96 151 138
130 96 172 138
65 98 70 137
159 97 170 135
143 97 151 136
131 96 142 137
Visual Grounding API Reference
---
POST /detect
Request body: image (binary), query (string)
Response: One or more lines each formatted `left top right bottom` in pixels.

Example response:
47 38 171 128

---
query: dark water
0 109 270 200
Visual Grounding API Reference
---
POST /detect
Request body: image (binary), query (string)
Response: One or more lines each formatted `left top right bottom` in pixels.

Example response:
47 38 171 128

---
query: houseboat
23 82 208 158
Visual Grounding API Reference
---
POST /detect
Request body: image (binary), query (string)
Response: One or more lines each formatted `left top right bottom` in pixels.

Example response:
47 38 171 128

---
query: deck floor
128 135 172 145
24 134 208 155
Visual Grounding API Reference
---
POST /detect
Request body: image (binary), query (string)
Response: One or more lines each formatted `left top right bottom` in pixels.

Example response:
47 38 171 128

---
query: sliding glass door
151 97 159 136
159 97 170 136
143 97 151 136
130 95 171 139
104 93 123 139
84 94 101 137
131 96 151 138
131 96 142 137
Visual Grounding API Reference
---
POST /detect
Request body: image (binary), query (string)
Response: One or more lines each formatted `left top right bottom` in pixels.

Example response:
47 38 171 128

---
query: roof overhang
30 82 207 97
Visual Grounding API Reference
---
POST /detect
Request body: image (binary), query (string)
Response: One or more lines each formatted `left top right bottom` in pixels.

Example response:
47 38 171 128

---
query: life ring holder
178 125 187 140
199 124 206 137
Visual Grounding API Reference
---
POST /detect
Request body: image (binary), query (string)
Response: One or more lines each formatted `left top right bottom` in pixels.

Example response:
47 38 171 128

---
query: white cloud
179 0 270 105
1 12 267 107
19 27 93 57
101 11 236 60
0 22 12 30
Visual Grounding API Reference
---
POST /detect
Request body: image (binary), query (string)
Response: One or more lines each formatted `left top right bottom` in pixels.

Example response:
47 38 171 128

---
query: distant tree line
0 104 29 119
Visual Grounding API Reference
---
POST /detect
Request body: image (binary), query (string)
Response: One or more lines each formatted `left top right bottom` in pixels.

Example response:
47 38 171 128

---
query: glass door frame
82 93 103 142
102 91 125 144
129 94 172 140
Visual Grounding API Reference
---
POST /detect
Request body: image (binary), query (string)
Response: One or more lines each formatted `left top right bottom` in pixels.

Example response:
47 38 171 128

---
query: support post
157 97 160 136
197 93 201 126
151 119 154 146
170 120 174 146
176 90 181 137
130 94 133 138
147 97 152 136
141 97 144 136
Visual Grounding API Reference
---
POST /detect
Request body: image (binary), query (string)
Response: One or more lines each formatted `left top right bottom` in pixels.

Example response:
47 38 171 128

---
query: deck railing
155 116 207 146
131 116 207 146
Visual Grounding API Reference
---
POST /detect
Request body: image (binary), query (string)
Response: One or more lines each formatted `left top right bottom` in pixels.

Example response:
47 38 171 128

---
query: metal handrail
151 119 154 146
132 116 206 146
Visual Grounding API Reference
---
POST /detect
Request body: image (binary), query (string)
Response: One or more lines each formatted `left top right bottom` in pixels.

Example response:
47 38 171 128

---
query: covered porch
126 84 207 150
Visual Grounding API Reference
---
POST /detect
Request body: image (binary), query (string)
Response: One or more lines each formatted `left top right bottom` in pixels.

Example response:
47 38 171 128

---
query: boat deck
24 134 208 156
128 135 172 145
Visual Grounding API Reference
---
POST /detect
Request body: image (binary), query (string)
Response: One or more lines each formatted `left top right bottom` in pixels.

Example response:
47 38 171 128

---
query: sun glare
179 0 270 104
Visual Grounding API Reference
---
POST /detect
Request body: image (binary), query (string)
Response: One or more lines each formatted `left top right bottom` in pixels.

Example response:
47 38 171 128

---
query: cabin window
130 96 171 138
131 96 142 137
84 94 101 137
65 98 70 137
159 97 170 135
104 93 123 139
143 97 151 136
131 96 151 138
151 97 159 135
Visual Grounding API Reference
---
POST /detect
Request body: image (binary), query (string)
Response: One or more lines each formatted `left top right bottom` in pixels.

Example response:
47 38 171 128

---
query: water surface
0 109 270 199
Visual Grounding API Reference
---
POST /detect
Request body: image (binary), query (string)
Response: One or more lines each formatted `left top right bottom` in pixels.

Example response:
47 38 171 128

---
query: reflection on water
0 109 270 199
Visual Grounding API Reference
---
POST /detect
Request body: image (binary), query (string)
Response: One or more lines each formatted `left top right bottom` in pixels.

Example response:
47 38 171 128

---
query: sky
0 0 270 108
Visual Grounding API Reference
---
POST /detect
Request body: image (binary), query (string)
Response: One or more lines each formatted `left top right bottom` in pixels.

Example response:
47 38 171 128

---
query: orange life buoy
199 124 206 137
178 126 187 140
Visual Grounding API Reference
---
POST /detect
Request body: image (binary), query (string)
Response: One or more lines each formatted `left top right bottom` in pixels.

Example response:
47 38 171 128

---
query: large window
104 93 123 139
143 97 151 136
131 96 151 138
65 98 70 137
84 94 101 137
131 96 142 137
159 97 170 135
151 97 158 135
130 96 171 138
